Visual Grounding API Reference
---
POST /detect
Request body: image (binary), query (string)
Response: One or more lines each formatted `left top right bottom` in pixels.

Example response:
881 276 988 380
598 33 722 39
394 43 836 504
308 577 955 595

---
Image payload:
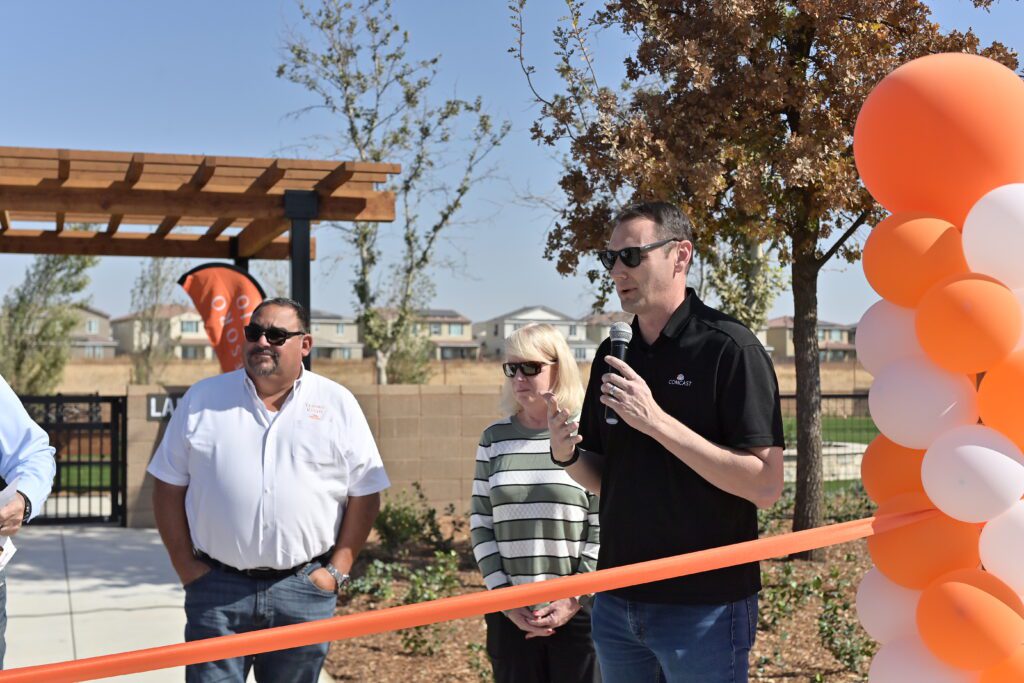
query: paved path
4 526 332 682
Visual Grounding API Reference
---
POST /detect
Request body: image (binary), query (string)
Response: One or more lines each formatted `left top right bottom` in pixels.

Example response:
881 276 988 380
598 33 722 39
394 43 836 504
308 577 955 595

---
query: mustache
249 349 279 359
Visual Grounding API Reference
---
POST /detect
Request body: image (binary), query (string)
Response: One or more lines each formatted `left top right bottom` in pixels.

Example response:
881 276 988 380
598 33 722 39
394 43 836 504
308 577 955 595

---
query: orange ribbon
0 510 934 682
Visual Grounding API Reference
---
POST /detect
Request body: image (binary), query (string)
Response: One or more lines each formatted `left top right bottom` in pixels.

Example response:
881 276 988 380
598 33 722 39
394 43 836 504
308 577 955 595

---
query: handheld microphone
605 321 633 425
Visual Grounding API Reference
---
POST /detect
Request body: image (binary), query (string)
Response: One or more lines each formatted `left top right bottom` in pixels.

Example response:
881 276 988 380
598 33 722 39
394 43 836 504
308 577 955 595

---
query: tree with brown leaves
513 0 1017 558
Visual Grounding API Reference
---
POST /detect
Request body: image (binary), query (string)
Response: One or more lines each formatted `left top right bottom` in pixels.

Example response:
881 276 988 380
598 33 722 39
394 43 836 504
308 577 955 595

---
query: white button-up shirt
147 369 389 570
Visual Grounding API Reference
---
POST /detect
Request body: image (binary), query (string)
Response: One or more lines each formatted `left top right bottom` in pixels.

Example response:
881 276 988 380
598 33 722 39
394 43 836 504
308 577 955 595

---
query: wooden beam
0 210 9 232
125 153 145 185
205 217 235 238
154 216 180 236
0 186 395 223
314 164 354 195
235 218 290 258
245 161 285 195
106 214 122 235
56 212 65 233
57 149 70 184
0 228 310 260
186 157 216 191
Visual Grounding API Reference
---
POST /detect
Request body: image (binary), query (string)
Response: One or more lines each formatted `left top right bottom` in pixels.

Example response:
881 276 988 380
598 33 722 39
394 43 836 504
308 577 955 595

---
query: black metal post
284 190 318 370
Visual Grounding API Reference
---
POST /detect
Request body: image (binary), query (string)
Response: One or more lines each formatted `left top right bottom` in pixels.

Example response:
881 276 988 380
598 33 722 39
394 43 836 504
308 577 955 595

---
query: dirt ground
323 497 877 683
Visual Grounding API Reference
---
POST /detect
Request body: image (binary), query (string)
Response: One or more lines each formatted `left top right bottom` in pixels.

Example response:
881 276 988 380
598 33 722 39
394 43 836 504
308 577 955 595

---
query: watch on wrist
323 562 350 593
17 492 31 524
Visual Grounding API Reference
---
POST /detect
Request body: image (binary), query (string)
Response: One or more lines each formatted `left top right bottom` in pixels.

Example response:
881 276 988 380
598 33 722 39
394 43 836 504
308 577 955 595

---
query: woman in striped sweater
471 323 601 683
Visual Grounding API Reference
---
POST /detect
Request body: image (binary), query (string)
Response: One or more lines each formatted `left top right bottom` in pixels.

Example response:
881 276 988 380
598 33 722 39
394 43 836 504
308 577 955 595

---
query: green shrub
375 482 445 556
346 559 399 603
398 550 461 655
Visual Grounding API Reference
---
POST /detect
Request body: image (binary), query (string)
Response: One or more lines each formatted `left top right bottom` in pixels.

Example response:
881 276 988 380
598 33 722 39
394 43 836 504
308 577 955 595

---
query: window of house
430 323 442 335
569 324 577 337
493 324 499 336
181 320 200 334
312 323 321 333
830 329 843 342
574 348 587 360
181 345 203 360
86 319 99 334
341 348 352 360
449 323 463 336
817 329 826 341
337 323 345 335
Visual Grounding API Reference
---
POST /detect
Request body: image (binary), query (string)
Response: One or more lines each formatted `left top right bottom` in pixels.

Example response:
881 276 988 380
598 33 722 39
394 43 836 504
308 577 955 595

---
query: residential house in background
310 310 363 360
412 309 480 360
111 304 213 361
69 305 118 360
364 308 481 360
474 306 599 361
765 316 857 362
583 310 634 346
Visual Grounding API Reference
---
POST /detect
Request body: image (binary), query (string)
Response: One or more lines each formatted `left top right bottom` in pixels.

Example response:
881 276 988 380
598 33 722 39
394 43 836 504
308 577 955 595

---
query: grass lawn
782 415 878 445
58 463 111 489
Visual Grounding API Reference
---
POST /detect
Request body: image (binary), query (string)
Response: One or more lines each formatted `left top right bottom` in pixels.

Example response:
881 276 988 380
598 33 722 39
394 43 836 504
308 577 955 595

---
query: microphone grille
609 321 633 343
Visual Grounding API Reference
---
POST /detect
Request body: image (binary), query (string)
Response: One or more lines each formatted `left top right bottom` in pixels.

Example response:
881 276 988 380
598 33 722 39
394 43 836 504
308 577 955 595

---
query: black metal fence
779 393 876 483
19 395 127 525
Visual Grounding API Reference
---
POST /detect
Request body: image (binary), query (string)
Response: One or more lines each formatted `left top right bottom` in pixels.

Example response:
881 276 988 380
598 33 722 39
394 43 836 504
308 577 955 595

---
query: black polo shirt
579 289 784 604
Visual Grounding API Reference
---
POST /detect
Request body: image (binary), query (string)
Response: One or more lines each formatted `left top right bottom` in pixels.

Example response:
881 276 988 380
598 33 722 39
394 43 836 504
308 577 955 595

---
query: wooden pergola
0 146 399 361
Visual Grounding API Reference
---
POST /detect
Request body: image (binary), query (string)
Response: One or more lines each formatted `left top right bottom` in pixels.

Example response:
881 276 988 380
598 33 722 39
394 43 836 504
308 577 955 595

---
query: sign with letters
146 393 184 422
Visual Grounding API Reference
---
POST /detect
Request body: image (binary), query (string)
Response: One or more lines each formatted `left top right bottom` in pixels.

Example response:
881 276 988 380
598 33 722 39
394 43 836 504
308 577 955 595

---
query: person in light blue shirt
0 373 56 669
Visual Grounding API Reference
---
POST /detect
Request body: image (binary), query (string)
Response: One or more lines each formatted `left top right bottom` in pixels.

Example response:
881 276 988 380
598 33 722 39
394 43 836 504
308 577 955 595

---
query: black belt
195 550 332 581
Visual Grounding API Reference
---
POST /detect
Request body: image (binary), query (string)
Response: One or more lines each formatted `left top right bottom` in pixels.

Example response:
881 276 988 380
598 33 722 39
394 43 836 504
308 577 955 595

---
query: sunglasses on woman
597 238 680 270
243 323 305 346
502 361 555 378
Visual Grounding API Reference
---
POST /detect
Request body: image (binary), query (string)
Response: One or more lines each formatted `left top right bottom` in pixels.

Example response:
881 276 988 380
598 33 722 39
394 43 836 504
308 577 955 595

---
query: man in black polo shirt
545 202 784 683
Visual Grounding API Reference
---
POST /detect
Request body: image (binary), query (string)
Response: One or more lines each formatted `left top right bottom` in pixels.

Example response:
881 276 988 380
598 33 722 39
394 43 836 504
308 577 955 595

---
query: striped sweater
471 416 600 591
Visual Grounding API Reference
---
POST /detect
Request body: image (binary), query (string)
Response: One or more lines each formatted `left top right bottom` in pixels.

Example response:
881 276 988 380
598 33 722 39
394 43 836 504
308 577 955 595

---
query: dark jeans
485 604 601 683
184 562 337 683
590 593 757 683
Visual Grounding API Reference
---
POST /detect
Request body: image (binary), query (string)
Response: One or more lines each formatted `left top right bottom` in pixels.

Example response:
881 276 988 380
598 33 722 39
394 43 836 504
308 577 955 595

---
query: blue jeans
184 562 337 683
590 593 758 683
0 570 6 670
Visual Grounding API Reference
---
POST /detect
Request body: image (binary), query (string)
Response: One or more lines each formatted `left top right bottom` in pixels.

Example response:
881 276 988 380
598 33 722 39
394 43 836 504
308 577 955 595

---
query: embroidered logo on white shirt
305 402 326 420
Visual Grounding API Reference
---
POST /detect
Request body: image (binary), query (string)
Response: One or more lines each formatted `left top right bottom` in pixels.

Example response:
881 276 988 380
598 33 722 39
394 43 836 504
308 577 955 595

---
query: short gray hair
613 201 694 244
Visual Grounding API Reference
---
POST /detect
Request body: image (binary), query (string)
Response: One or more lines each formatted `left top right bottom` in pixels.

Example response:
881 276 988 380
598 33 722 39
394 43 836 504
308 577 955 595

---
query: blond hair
499 323 585 418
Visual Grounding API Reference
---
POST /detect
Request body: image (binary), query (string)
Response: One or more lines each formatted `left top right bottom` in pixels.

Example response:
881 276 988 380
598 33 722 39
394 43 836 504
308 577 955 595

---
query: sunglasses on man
597 238 681 270
243 323 306 346
502 361 555 378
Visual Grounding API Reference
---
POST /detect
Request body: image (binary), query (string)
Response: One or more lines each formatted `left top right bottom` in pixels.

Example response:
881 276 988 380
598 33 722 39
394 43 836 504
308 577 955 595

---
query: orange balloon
918 568 1024 670
981 645 1024 683
867 493 980 589
979 349 1024 451
854 53 1024 227
863 213 969 307
915 274 1022 374
860 435 926 504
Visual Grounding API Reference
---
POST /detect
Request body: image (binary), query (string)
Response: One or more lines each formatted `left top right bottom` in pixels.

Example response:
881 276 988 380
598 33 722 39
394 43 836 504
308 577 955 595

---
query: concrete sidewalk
4 526 332 682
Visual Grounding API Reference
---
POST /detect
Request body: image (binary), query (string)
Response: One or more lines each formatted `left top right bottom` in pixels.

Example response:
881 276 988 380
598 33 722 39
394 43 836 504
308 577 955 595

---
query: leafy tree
0 243 98 394
279 0 510 384
513 0 1015 556
129 257 187 385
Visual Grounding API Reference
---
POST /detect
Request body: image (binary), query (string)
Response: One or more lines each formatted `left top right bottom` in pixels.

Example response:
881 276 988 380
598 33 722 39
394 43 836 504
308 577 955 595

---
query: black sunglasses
243 323 305 346
502 361 555 378
597 238 680 270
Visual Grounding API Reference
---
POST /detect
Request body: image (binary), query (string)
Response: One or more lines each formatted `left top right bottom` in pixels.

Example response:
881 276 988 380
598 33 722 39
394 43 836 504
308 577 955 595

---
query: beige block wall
125 383 504 528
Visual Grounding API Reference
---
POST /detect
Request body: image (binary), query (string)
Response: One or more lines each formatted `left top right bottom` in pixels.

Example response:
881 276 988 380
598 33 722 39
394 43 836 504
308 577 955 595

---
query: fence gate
19 395 127 525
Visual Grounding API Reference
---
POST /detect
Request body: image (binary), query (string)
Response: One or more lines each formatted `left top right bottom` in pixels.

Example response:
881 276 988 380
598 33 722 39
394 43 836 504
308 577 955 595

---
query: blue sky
1 0 1022 325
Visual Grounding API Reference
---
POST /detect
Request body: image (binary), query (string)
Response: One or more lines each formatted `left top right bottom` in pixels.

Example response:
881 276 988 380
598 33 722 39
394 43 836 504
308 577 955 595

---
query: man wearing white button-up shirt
149 298 389 683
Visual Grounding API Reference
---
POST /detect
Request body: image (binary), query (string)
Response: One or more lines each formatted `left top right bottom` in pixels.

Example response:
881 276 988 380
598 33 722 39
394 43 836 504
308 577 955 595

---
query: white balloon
922 425 1024 522
980 500 1024 596
963 183 1024 290
856 300 925 375
868 358 979 449
869 636 976 683
856 568 920 644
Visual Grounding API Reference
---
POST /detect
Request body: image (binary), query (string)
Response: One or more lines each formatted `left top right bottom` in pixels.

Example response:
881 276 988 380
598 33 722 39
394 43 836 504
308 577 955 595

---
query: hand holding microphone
604 322 633 425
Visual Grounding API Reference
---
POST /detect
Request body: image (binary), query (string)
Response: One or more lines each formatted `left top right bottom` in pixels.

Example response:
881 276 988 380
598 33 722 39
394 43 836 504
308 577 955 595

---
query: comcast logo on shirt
668 373 692 387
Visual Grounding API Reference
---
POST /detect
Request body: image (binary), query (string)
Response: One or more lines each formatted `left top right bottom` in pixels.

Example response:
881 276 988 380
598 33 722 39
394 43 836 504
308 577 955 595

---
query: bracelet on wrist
549 444 580 467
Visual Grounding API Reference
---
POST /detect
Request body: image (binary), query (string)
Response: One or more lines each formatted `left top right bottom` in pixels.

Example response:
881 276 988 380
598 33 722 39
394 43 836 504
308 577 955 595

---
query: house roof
111 303 195 323
765 316 854 330
487 305 576 322
75 303 111 319
581 310 633 325
375 308 471 323
310 309 354 321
